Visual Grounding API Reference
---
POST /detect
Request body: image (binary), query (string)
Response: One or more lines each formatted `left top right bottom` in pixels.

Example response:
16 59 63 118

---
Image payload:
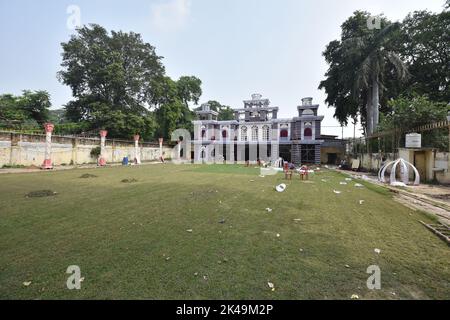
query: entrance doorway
414 152 426 182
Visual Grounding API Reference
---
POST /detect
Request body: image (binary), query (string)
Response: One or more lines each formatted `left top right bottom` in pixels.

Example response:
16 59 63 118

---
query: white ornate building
192 94 325 164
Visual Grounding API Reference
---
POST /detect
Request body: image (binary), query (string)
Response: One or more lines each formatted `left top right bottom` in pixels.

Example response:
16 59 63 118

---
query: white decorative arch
378 158 420 186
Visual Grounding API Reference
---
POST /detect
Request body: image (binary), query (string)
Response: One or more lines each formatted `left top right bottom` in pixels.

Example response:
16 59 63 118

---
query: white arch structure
378 158 420 186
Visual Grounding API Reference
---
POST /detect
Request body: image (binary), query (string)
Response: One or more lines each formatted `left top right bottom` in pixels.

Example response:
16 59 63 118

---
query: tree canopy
0 91 51 128
320 7 449 136
58 24 202 140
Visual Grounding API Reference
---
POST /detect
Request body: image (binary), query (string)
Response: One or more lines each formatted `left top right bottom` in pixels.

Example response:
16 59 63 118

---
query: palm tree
345 23 408 135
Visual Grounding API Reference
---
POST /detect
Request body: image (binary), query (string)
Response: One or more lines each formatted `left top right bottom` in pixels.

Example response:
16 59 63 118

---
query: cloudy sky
0 0 445 137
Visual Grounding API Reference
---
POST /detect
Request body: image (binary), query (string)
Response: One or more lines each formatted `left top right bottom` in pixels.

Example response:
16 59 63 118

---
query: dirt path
339 169 450 225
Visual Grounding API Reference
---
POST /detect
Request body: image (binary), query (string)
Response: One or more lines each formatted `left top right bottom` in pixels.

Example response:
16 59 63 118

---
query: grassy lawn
0 164 449 300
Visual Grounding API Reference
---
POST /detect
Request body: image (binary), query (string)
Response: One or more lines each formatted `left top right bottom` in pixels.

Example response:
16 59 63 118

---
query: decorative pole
134 135 141 164
98 130 108 166
159 138 164 162
41 123 54 170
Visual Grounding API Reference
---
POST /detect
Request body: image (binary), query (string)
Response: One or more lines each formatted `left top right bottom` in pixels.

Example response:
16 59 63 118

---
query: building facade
192 94 326 164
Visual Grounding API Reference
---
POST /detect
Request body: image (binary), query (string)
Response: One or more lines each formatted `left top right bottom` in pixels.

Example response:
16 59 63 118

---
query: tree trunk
372 74 380 133
366 89 373 136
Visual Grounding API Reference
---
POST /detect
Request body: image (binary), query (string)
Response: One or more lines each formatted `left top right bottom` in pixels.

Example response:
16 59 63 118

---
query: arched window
280 129 289 138
201 126 206 139
241 126 248 141
252 126 259 141
222 130 228 139
304 128 313 138
262 125 270 141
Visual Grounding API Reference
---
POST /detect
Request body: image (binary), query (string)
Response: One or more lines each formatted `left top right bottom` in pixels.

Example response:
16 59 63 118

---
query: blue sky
0 0 445 137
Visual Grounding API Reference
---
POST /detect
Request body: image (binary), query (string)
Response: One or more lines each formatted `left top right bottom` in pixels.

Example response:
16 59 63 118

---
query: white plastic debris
186 229 193 233
321 179 328 182
23 281 32 287
359 200 365 205
333 190 342 194
276 233 281 238
354 183 364 188
265 208 273 213
276 184 287 193
268 282 275 291
345 178 352 181
391 181 407 187
293 218 302 222
340 182 348 185
351 294 360 300
374 248 381 254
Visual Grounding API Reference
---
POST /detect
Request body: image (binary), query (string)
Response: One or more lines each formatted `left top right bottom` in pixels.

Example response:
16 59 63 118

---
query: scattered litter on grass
267 282 275 291
340 182 348 185
355 183 364 188
219 219 226 224
321 179 328 182
351 294 359 300
203 275 208 281
276 184 287 193
299 248 304 252
259 175 265 178
23 281 32 287
121 178 138 184
345 265 350 268
79 174 97 179
374 248 381 254
186 229 193 233
391 181 407 187
293 219 302 223
194 272 198 276
359 200 365 205
79 277 85 283
165 257 171 261
333 190 342 194
26 190 58 198
345 178 352 181
265 208 273 213
276 233 280 238
249 180 255 182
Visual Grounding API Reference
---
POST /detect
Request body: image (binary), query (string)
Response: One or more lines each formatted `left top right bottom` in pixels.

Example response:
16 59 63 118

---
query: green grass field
0 164 449 300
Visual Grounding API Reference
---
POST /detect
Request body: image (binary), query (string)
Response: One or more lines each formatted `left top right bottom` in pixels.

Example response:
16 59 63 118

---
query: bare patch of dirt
80 174 98 179
26 190 58 198
121 178 138 184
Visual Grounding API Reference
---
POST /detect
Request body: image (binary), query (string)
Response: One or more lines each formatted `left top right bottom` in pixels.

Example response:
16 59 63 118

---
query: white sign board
405 133 421 148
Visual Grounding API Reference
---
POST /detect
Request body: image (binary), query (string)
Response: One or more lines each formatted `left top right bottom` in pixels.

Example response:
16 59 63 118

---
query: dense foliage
320 6 449 136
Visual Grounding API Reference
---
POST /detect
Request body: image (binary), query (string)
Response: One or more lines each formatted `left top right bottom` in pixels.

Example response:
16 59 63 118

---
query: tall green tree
0 91 51 128
396 10 450 102
320 11 408 135
58 24 165 139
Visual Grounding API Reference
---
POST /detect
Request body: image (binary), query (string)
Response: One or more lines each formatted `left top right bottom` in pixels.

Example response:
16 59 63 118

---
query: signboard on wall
405 133 422 148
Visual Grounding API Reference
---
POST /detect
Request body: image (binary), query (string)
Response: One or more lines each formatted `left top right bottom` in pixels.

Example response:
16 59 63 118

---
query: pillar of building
271 143 280 162
134 135 141 164
98 130 108 166
229 142 235 164
41 123 54 169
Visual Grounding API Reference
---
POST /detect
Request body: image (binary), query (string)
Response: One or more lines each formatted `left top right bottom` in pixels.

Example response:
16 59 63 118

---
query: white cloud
150 0 191 32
